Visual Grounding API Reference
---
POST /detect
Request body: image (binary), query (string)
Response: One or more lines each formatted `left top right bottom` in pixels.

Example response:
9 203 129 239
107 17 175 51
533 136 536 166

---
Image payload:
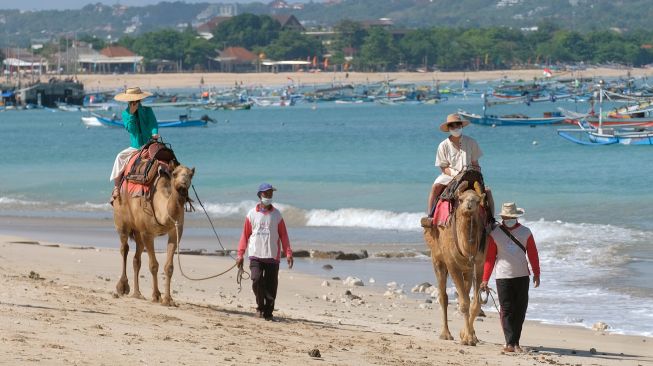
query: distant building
214 47 258 72
197 13 304 40
271 15 305 32
2 49 49 75
77 46 143 74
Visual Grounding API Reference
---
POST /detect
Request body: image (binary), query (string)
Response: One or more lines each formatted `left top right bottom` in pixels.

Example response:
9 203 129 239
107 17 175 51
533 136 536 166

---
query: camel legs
467 263 484 344
142 235 161 303
116 231 130 295
130 235 146 300
450 270 477 346
433 260 453 340
161 227 181 307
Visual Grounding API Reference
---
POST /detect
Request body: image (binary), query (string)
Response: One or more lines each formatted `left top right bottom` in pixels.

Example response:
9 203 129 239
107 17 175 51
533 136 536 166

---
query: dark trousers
249 260 279 318
496 276 530 346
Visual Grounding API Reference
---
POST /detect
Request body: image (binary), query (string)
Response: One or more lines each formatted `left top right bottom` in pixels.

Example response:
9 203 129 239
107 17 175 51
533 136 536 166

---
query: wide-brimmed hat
499 202 525 218
114 87 152 102
440 113 470 132
257 183 277 194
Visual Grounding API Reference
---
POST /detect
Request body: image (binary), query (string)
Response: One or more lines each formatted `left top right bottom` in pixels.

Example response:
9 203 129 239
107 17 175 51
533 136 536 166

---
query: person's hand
533 275 540 288
236 257 244 269
129 101 139 114
287 256 294 269
480 281 489 291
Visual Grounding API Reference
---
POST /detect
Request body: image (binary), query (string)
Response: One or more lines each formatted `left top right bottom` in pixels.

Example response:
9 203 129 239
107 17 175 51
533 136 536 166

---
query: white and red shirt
238 204 292 263
483 223 540 281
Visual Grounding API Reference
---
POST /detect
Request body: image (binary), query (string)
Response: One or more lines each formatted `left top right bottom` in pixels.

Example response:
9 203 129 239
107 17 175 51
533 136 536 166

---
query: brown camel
423 181 488 346
113 163 195 306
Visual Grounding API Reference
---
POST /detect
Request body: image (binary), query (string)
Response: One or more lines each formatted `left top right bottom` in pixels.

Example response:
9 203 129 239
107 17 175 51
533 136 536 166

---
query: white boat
80 115 105 127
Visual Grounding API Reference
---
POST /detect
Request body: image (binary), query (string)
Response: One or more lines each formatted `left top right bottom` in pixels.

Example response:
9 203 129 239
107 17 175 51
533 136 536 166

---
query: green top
122 105 159 148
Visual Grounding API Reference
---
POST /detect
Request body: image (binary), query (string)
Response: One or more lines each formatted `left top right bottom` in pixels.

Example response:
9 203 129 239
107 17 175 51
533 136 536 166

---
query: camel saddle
122 141 177 197
439 168 485 202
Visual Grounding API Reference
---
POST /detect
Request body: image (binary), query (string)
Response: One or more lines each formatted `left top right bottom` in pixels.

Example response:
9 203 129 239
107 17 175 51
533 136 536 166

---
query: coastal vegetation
104 16 653 72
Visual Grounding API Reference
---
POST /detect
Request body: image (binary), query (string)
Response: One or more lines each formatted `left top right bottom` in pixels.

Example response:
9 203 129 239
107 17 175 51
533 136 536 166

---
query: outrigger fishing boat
458 109 566 126
81 112 214 128
557 81 653 145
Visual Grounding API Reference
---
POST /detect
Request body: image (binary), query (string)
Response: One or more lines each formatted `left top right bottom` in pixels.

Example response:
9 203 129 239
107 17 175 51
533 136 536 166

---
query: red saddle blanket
120 151 170 197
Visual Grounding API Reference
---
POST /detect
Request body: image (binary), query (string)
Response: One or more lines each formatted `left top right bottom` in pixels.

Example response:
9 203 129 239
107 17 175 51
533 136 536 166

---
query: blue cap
257 183 277 193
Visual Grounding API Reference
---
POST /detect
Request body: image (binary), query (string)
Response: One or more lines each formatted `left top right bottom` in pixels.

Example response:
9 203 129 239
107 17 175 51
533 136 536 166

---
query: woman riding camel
426 113 482 218
109 87 159 204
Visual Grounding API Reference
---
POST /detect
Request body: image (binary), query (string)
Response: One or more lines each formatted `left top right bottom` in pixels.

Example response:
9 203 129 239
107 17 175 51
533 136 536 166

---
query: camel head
172 165 195 198
455 181 485 217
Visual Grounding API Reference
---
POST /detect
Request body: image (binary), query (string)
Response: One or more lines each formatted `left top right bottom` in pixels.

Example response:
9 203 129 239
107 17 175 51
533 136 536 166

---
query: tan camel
113 163 195 306
423 181 487 346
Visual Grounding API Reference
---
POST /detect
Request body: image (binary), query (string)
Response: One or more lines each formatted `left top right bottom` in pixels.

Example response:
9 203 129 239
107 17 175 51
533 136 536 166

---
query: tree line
15 14 653 72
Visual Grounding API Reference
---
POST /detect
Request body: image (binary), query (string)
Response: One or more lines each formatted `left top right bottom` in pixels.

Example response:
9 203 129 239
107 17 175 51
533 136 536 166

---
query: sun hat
499 202 525 218
114 87 153 102
439 113 470 132
257 183 277 194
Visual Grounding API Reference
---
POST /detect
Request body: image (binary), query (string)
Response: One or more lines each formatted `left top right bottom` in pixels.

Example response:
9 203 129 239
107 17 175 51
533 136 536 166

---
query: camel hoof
131 292 145 300
151 292 161 303
116 281 130 296
439 333 454 341
161 295 176 307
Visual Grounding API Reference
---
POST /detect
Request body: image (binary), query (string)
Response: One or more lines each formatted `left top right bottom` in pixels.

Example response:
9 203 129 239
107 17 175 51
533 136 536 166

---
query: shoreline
74 67 653 90
1 234 651 365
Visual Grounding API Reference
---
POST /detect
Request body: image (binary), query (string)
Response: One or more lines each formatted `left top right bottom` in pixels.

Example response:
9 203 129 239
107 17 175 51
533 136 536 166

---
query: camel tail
128 230 136 242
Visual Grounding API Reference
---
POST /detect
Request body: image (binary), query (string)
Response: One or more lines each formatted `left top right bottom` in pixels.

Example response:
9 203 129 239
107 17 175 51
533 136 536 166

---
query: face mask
449 128 462 137
503 219 517 227
260 197 273 206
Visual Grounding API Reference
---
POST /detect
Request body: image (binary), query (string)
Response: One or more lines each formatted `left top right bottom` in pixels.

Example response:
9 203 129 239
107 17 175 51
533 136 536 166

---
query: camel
113 162 195 306
423 181 488 346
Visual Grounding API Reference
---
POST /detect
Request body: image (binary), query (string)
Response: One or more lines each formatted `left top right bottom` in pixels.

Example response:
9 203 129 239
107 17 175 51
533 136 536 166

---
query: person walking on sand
109 87 159 204
481 202 540 353
236 183 293 321
425 113 482 217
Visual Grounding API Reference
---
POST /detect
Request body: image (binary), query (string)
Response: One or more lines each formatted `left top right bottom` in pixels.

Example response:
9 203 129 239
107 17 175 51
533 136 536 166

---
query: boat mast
598 79 604 134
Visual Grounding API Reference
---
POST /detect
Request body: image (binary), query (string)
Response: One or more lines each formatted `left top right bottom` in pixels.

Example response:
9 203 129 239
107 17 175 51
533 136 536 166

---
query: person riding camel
109 87 159 204
425 113 482 218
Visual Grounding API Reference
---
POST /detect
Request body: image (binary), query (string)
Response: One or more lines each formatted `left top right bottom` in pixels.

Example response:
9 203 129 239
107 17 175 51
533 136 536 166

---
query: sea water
0 93 651 336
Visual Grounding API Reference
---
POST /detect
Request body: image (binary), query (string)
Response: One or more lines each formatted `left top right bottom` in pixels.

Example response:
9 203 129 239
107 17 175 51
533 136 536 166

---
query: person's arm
236 217 252 268
278 218 293 268
144 107 159 139
480 236 497 290
526 234 540 287
122 109 139 134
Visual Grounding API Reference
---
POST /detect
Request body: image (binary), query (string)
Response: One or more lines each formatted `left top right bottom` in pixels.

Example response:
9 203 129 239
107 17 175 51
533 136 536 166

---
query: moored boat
458 109 566 126
88 113 214 128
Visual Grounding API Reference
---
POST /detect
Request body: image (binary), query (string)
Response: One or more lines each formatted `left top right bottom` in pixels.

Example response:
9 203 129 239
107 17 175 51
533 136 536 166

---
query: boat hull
459 110 565 126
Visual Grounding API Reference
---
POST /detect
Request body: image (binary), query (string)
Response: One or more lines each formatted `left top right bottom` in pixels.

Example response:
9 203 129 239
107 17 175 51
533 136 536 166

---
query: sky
0 0 292 11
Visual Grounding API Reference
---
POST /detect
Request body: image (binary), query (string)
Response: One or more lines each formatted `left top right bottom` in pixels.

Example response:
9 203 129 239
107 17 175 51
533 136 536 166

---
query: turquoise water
0 95 651 336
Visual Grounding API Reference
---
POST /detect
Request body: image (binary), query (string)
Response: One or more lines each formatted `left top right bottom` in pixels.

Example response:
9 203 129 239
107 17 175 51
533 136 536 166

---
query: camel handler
236 183 293 321
480 202 540 353
109 87 159 204
425 113 483 218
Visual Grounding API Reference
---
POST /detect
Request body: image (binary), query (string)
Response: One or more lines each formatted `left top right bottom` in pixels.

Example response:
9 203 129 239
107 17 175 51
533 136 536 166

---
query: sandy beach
75 67 653 90
1 234 650 366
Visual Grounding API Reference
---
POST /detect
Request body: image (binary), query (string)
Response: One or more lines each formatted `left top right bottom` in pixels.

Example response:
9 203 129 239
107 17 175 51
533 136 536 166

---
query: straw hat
499 202 525 218
439 113 470 132
114 87 152 102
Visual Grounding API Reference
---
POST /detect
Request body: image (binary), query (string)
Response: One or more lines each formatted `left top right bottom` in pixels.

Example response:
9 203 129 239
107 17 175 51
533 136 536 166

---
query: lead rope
163 185 249 292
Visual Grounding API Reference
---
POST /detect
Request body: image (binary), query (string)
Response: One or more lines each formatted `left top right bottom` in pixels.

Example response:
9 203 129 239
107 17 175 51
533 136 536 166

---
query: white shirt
433 135 482 185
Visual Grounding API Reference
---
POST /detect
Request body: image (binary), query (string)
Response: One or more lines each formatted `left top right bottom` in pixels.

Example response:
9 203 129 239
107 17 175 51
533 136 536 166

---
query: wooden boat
458 109 566 126
557 83 653 145
558 120 653 145
87 113 214 128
